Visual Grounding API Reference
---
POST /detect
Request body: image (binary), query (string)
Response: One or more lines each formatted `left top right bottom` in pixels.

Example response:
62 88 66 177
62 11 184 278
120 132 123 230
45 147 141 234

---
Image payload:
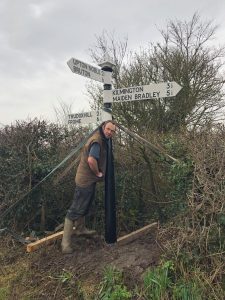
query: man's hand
96 171 103 178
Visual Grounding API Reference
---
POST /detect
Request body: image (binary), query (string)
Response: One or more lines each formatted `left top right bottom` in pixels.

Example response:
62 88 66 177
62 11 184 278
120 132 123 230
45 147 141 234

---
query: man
61 120 116 254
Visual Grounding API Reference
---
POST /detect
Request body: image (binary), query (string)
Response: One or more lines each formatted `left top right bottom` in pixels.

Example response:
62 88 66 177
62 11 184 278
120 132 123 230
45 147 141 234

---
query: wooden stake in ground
26 231 63 252
26 222 158 253
117 222 158 246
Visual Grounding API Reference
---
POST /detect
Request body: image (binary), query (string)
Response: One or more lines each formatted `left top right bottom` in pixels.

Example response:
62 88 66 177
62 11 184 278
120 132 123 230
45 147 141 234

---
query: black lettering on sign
73 66 80 73
88 65 101 75
80 69 90 77
112 94 133 102
134 94 142 100
166 82 173 97
84 112 92 117
153 92 160 98
73 59 80 66
137 86 144 93
113 86 144 96
81 62 87 69
72 119 81 124
68 119 81 124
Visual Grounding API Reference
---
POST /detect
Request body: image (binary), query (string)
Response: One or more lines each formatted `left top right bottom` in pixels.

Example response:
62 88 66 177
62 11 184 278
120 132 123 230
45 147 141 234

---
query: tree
53 100 73 126
152 13 225 130
85 16 225 225
88 14 225 132
89 30 128 88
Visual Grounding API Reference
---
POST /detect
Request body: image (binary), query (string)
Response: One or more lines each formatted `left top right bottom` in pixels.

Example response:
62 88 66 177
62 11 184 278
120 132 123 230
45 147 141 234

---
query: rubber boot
61 218 74 254
73 217 96 236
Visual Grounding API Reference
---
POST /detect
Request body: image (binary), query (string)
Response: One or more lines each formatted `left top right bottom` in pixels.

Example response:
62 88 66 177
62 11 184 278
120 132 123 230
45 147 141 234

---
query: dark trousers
66 183 96 221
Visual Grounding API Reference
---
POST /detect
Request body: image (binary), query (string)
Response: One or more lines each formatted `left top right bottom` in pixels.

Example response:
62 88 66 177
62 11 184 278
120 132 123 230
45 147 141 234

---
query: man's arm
87 156 103 177
88 143 103 178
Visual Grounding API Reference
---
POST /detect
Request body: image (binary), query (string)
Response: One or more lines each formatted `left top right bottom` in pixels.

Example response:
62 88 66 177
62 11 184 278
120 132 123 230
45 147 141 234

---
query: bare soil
0 228 162 299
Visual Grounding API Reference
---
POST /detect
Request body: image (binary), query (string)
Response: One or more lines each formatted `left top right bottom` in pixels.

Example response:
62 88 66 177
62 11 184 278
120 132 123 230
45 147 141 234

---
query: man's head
102 120 116 139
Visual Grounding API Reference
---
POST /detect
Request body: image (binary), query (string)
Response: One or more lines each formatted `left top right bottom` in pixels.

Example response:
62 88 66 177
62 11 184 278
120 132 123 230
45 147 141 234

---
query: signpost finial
98 54 115 70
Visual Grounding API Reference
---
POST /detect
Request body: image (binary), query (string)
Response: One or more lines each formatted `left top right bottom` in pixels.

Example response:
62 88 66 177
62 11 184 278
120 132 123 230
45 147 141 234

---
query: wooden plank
26 231 63 253
117 222 158 246
26 222 158 252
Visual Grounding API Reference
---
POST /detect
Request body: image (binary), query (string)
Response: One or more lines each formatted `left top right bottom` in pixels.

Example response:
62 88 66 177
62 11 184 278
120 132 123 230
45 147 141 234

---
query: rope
116 123 179 163
0 126 98 225
101 107 179 163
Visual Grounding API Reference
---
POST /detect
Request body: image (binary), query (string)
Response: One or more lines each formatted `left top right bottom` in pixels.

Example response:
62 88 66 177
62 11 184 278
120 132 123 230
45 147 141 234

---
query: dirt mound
40 233 159 277
1 229 161 299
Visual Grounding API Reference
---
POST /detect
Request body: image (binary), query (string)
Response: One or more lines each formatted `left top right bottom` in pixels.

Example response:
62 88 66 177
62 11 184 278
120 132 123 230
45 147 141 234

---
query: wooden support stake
26 222 158 253
26 231 63 253
117 222 157 246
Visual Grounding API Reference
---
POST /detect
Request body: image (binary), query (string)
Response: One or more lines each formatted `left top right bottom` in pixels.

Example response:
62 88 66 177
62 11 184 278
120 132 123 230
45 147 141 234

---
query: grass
96 266 132 300
141 260 204 300
0 287 9 300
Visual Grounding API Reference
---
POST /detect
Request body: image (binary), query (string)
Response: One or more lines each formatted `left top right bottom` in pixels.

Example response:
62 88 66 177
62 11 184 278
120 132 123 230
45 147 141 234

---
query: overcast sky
0 0 225 126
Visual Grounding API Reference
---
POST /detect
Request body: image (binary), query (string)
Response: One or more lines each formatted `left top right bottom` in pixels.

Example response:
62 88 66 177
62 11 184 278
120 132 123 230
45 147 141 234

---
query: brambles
160 124 225 299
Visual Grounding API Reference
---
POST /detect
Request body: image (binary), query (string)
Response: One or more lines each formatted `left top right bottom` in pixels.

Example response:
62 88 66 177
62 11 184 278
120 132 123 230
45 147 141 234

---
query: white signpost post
103 82 182 103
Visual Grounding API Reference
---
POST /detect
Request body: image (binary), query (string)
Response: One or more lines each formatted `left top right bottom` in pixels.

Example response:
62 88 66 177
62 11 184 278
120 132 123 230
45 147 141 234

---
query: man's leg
74 216 97 236
61 217 74 254
74 184 97 236
61 184 96 254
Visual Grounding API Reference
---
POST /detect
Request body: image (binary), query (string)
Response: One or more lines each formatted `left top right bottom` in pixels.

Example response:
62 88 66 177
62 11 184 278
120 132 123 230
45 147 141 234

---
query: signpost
67 56 117 244
68 110 102 125
67 109 111 125
103 82 182 103
67 58 104 83
67 55 182 246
